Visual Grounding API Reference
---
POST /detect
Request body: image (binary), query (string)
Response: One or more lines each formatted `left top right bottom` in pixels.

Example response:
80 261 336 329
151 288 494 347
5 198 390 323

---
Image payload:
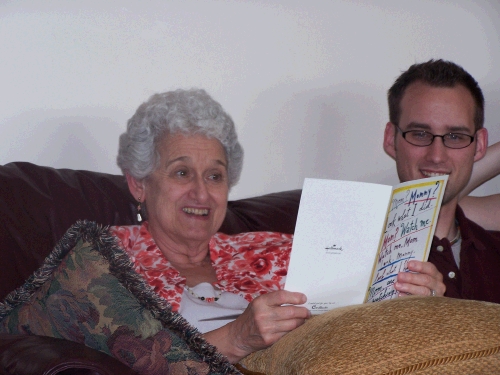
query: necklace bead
184 285 222 303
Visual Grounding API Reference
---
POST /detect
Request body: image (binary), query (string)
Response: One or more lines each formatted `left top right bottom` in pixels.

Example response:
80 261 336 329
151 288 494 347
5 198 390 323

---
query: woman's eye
175 170 189 177
208 172 225 182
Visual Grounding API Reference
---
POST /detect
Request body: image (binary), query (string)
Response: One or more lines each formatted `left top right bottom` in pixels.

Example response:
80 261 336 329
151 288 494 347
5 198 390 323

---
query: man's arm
459 141 500 231
460 195 500 231
460 141 500 198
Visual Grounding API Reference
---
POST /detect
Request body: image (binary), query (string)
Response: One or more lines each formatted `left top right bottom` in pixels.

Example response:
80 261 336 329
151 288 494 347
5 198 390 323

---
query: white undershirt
451 237 462 268
179 282 249 333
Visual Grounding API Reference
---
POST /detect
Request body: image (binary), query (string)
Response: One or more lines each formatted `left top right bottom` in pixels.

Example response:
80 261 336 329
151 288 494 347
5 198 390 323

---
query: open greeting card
285 176 448 314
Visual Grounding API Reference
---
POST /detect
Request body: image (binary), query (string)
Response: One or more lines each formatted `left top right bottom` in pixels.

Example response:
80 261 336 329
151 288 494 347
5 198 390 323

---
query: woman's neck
148 225 217 286
149 226 212 265
175 258 218 287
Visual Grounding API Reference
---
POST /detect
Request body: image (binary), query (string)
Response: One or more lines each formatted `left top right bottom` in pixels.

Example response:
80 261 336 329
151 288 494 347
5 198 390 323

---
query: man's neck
434 198 459 240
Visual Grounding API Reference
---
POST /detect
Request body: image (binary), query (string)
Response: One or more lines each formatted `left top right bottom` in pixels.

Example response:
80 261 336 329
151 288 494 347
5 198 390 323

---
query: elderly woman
112 89 310 363
110 88 453 363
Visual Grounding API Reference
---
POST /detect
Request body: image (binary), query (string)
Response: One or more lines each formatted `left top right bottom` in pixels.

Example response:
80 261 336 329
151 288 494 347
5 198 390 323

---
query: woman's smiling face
141 133 229 248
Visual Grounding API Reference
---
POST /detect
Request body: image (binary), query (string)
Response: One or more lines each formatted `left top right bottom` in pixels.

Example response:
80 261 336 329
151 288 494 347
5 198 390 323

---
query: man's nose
426 136 448 163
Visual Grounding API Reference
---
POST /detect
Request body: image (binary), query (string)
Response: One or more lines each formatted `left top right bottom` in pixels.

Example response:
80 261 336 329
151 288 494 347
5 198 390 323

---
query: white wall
1 0 499 200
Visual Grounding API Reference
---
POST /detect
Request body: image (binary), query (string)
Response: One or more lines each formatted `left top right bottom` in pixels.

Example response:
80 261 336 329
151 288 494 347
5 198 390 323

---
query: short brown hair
388 59 484 131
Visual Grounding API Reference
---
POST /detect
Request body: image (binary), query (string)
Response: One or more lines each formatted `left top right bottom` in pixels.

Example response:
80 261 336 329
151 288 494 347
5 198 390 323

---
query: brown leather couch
0 162 301 375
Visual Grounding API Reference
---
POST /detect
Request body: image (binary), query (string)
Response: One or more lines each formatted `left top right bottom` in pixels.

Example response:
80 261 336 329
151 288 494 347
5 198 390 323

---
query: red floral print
110 223 293 311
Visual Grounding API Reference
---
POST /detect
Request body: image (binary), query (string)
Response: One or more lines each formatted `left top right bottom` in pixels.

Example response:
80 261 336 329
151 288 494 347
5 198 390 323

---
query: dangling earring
136 197 143 223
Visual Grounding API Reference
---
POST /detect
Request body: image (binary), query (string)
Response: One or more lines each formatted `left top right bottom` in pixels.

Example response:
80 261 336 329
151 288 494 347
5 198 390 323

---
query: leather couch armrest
0 333 139 375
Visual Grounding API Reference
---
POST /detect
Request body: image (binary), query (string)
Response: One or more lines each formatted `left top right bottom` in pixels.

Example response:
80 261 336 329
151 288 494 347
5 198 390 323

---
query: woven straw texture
240 296 500 375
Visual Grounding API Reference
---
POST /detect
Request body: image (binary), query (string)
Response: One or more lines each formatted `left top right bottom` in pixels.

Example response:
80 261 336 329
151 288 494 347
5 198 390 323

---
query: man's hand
394 260 446 297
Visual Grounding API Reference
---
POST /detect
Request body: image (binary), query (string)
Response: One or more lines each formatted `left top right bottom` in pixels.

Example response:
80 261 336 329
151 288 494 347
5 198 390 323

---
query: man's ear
383 122 397 160
126 173 146 201
473 128 488 162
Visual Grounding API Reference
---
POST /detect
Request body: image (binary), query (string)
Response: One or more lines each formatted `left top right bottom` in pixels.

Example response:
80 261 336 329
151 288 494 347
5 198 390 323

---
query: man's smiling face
384 81 487 206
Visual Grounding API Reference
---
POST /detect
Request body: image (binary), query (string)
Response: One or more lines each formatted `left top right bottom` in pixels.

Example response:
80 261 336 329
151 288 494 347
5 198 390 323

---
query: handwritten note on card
366 177 447 302
285 178 394 313
285 176 448 314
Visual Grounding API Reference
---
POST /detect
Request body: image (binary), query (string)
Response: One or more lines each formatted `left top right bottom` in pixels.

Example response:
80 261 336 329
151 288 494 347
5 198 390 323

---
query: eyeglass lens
404 130 473 149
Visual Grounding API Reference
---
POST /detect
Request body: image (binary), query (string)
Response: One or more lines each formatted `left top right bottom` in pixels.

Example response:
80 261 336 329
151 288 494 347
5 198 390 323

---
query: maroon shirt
428 205 500 303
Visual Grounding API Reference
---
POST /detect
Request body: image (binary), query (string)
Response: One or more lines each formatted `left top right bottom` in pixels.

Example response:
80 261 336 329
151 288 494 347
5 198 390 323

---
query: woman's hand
394 260 446 297
203 290 311 363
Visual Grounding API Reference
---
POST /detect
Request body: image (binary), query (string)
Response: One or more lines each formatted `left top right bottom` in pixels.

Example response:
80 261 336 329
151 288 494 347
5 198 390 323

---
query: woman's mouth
182 207 209 216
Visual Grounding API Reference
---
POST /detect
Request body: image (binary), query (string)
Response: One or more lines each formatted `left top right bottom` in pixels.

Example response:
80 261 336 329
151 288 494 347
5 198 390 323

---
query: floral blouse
110 222 293 312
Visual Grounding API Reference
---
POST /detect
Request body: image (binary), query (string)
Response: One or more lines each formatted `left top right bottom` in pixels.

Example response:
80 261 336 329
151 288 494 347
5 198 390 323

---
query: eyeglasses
394 125 475 149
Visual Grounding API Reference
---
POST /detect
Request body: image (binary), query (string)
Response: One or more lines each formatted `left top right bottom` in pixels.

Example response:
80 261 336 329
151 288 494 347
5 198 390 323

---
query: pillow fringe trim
0 220 240 375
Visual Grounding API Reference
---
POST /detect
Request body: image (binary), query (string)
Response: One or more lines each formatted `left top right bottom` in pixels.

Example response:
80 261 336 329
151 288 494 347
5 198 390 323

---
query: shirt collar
455 205 487 251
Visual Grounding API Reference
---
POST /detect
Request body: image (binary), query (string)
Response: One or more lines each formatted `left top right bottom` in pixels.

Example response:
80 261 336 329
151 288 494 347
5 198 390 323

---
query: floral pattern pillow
0 221 239 375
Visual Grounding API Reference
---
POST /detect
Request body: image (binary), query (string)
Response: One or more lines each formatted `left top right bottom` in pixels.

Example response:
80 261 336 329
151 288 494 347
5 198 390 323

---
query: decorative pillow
0 220 240 375
240 296 500 374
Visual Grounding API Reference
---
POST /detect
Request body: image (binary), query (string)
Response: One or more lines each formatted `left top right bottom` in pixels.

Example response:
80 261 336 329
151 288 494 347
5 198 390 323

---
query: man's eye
447 133 465 141
176 170 188 177
413 131 429 139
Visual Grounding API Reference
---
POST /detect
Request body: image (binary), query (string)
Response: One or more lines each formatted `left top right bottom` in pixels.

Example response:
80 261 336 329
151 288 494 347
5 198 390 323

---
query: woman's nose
190 175 209 201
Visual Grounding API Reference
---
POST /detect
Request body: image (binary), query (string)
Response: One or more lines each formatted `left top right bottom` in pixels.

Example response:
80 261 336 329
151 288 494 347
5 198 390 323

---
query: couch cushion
0 221 239 375
0 162 137 299
219 189 301 235
240 296 500 374
0 333 140 375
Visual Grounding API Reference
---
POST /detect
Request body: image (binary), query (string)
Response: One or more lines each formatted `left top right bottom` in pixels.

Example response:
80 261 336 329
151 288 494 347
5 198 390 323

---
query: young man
384 59 500 303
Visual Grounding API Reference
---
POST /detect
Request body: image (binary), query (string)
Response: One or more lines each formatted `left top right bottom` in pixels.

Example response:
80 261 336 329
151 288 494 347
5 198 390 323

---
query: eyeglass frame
393 124 476 149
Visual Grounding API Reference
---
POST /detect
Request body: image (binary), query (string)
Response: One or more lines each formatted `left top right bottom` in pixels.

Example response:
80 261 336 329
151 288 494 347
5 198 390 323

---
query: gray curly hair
117 89 244 188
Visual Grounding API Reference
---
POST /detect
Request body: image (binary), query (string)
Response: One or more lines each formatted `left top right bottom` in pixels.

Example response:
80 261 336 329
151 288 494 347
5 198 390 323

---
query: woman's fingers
230 290 310 352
